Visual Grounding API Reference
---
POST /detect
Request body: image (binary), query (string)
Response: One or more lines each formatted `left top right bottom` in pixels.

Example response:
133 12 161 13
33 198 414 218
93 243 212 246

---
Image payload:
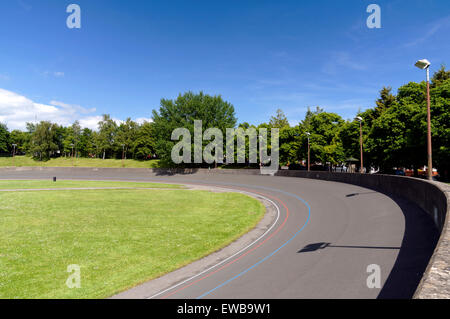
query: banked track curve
0 169 439 299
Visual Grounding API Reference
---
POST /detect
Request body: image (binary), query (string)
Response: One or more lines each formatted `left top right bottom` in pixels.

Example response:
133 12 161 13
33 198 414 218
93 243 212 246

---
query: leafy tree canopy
152 91 237 164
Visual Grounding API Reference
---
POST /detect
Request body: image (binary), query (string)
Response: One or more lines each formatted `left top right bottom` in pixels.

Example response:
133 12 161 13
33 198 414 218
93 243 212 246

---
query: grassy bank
0 181 265 298
0 156 160 168
0 180 182 190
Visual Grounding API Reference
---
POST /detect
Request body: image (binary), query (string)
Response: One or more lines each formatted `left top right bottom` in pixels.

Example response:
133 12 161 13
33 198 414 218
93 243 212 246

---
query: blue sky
0 0 449 130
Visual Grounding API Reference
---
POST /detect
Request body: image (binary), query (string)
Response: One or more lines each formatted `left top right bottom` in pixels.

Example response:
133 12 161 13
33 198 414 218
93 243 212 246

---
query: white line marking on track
147 189 281 299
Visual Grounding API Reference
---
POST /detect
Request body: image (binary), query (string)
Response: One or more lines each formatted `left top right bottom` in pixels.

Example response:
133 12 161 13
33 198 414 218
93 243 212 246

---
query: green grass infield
0 181 265 298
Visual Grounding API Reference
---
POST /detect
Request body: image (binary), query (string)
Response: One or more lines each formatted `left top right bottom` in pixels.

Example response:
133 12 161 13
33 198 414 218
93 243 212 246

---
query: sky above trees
0 0 449 130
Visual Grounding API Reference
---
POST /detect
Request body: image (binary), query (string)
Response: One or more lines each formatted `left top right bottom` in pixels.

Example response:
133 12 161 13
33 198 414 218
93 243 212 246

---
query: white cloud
0 88 149 131
0 88 92 130
403 15 450 47
77 116 104 130
135 117 153 125
40 71 65 78
17 0 32 11
50 100 96 114
78 116 124 130
322 51 367 75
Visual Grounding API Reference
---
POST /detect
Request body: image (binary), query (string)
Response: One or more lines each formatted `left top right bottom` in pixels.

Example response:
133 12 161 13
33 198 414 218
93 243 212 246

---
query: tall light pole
415 59 433 180
258 134 263 168
70 143 74 167
12 144 17 167
122 144 125 168
355 117 364 173
306 132 311 172
294 132 301 168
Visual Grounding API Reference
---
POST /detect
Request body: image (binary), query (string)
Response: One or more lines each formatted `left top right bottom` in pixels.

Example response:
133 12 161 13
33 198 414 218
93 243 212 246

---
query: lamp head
415 59 431 70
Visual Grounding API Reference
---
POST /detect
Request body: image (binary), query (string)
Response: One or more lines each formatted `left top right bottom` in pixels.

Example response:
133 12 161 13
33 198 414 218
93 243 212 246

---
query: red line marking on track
160 187 289 299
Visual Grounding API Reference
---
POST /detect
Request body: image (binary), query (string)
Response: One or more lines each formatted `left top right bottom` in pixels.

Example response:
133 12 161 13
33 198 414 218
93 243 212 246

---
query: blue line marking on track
190 182 312 299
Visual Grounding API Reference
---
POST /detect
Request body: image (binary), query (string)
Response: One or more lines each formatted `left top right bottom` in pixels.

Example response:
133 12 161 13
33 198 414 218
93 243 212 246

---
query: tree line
276 66 450 180
0 115 156 161
0 67 448 180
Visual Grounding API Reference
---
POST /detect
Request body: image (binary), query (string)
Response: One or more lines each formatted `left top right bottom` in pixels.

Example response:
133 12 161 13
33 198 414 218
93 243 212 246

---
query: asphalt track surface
0 169 439 299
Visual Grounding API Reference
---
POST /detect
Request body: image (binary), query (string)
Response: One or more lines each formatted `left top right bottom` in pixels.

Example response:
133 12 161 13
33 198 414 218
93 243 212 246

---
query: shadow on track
297 195 439 299
297 242 400 253
345 192 378 197
154 168 199 176
376 196 439 299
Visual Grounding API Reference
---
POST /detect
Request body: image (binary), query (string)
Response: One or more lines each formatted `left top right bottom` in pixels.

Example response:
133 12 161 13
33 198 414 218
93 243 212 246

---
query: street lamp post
415 59 433 180
305 132 311 172
12 144 17 167
355 117 364 173
122 144 125 168
258 135 263 168
70 143 74 167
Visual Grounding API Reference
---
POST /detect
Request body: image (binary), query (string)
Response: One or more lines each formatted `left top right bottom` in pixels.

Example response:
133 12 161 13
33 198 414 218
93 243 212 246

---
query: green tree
71 121 82 157
228 122 260 167
53 125 67 157
339 108 375 169
29 121 59 161
62 126 74 157
431 65 450 88
279 126 301 166
269 109 290 128
339 120 360 161
62 122 83 158
25 122 36 134
9 129 30 154
79 128 96 157
0 123 10 154
116 118 138 159
430 77 450 180
299 110 345 166
365 69 450 178
365 82 426 173
132 121 156 160
97 114 118 159
374 87 396 117
152 91 237 165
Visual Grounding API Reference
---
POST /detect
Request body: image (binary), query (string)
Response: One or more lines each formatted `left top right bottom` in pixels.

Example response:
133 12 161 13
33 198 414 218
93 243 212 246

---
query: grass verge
0 180 182 190
0 182 265 298
0 156 160 168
